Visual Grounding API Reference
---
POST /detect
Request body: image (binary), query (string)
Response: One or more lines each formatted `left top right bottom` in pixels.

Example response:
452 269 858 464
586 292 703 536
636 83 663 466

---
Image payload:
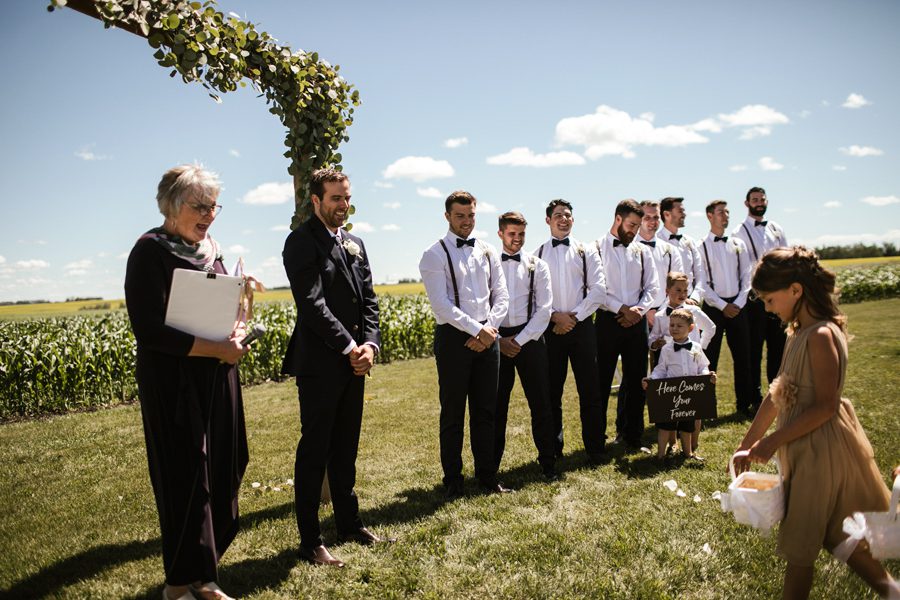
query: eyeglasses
185 201 223 217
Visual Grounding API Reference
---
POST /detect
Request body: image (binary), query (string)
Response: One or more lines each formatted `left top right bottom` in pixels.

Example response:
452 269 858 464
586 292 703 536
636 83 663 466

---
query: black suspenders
539 242 587 300
702 240 741 294
741 223 759 261
597 240 645 300
527 258 535 321
439 239 493 309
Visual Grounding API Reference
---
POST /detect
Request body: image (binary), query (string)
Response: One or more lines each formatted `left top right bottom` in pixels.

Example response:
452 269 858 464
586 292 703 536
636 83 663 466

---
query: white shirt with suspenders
699 233 751 310
732 216 788 264
658 229 707 304
637 235 684 310
534 237 607 321
595 233 660 315
500 250 553 347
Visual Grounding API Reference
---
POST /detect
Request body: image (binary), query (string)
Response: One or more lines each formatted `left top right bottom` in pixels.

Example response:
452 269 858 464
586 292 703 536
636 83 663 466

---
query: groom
282 168 392 568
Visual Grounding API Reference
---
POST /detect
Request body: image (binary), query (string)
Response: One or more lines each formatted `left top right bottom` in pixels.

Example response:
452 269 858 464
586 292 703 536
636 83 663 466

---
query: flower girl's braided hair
751 246 846 333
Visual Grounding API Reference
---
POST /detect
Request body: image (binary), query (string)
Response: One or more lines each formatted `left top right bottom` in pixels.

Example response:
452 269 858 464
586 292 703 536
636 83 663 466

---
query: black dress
124 238 248 586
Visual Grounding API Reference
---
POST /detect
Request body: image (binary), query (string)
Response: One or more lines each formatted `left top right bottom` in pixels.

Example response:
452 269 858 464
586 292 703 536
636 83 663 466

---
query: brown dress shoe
299 544 345 567
338 527 396 546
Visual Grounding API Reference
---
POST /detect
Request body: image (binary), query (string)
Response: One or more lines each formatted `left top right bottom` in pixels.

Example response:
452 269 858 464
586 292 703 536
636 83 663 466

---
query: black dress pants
295 372 365 550
746 297 787 403
545 319 607 457
595 311 649 444
702 303 755 412
434 324 499 488
495 326 556 471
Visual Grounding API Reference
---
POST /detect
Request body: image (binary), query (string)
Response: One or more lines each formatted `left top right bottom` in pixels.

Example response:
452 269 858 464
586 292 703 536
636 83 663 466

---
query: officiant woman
125 164 249 600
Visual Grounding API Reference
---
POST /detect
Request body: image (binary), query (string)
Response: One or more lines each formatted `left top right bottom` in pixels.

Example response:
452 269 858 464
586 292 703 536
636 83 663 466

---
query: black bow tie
666 306 678 315
669 234 683 241
639 240 656 248
673 341 692 352
457 238 476 248
613 238 628 247
714 235 728 242
755 220 768 227
501 253 520 262
551 238 570 247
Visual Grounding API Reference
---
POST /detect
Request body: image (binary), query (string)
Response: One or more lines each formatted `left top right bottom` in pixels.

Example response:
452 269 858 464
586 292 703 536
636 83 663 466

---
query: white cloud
240 182 293 205
350 221 374 233
228 244 250 254
784 207 799 213
860 195 899 207
796 229 900 247
444 137 469 149
689 210 705 219
374 181 394 189
799 110 812 118
0 255 5 264
382 224 401 231
74 144 111 161
383 202 402 209
229 149 241 157
728 164 748 172
759 156 784 171
16 259 50 269
717 105 790 128
270 224 290 232
824 201 842 208
832 165 847 171
842 93 871 109
840 145 884 157
383 156 454 182
555 105 709 159
486 147 586 167
64 259 92 270
417 187 444 199
66 270 88 277
738 126 772 140
478 202 499 214
117 252 129 260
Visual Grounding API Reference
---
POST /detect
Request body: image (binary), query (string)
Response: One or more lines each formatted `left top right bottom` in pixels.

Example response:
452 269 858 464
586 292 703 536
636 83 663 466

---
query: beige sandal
190 582 235 600
162 585 197 600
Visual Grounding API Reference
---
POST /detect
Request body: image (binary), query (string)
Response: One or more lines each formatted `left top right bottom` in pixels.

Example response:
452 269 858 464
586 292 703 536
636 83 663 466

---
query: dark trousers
595 311 649 444
434 324 500 488
545 318 607 457
702 303 755 412
294 373 365 550
495 326 556 471
747 297 787 403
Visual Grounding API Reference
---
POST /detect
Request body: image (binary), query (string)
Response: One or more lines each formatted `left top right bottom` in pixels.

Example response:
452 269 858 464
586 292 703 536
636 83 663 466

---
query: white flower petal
663 479 678 492
676 489 687 498
286 478 294 486
711 491 722 500
251 481 261 488
693 494 702 503
702 543 712 555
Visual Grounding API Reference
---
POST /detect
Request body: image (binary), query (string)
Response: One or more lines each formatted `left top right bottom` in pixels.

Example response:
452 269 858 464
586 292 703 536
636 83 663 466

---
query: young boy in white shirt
643 308 716 462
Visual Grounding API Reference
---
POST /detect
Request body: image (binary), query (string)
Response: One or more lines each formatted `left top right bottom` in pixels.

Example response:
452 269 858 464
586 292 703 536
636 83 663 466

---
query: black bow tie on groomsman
613 238 628 247
639 240 656 248
669 233 683 241
714 235 728 242
673 341 692 352
551 238 570 247
501 253 520 262
457 238 476 248
755 220 768 227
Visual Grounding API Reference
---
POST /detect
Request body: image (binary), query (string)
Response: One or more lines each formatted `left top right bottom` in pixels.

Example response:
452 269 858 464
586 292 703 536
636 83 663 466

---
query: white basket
720 450 785 534
839 476 900 560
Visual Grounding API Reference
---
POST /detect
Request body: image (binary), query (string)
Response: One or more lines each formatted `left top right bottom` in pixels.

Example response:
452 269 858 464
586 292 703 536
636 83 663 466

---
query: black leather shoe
542 466 562 481
338 527 396 546
444 480 464 500
299 544 344 567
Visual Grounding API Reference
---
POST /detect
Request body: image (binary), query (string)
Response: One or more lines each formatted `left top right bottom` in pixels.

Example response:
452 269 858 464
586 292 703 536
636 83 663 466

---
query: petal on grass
663 480 678 492
676 489 687 498
702 543 713 555
693 494 702 503
251 482 261 488
711 491 722 500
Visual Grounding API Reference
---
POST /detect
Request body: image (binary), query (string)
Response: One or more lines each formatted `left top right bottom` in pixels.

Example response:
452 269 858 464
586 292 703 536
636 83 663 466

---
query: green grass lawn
1 299 898 599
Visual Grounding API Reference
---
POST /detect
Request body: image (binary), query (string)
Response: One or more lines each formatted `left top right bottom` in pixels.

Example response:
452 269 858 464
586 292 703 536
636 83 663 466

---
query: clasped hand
551 311 577 335
349 344 375 376
465 326 498 352
616 305 643 327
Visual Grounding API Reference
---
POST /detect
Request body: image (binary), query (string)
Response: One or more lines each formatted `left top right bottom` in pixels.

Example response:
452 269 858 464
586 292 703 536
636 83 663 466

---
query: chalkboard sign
646 374 717 423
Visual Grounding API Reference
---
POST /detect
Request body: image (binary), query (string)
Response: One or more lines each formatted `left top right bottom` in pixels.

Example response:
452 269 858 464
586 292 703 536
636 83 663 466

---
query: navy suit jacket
281 215 380 377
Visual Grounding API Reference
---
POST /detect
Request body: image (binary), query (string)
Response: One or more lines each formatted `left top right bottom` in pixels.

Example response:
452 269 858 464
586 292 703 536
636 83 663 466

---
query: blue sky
1 0 898 301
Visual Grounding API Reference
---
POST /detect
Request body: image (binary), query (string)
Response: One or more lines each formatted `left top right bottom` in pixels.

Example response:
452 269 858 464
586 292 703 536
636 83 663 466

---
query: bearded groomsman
595 200 660 449
637 200 684 328
494 211 558 481
700 200 755 417
732 186 788 405
419 191 510 499
535 199 608 463
658 197 706 305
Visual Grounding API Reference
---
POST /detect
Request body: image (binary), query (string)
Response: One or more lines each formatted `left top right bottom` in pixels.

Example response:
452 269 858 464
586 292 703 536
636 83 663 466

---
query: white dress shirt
533 237 607 322
699 232 751 310
499 250 553 346
419 232 509 337
648 303 717 349
637 234 684 309
595 233 660 314
732 216 788 264
650 340 711 379
658 228 706 303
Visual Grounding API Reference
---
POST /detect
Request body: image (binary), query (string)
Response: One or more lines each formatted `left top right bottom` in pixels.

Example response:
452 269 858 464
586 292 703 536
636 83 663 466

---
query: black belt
499 324 527 337
721 295 738 303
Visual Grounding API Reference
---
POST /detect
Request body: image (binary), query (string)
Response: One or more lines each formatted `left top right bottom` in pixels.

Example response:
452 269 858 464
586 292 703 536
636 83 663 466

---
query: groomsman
595 200 660 449
637 200 684 326
494 212 558 480
732 186 788 404
419 191 510 499
534 199 608 463
658 197 706 305
699 200 755 416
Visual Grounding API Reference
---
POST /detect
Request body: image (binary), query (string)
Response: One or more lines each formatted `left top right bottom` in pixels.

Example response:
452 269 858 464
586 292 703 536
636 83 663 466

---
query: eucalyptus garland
49 0 359 227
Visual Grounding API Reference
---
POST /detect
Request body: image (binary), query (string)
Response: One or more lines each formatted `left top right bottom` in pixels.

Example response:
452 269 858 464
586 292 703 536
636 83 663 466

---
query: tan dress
771 320 889 566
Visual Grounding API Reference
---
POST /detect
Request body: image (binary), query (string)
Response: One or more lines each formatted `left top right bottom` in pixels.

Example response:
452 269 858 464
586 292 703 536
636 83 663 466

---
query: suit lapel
309 217 359 296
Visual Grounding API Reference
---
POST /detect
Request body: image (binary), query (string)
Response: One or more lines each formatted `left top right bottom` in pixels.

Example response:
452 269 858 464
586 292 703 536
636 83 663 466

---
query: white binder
164 268 243 341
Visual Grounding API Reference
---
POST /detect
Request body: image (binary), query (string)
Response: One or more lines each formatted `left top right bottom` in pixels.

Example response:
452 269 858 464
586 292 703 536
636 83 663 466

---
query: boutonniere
683 238 693 250
661 244 672 256
527 256 537 272
688 345 702 362
342 239 362 259
628 243 642 258
730 240 743 255
576 243 585 257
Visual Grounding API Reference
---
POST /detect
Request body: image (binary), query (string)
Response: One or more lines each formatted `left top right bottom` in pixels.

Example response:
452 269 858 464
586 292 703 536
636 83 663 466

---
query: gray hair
156 164 222 218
